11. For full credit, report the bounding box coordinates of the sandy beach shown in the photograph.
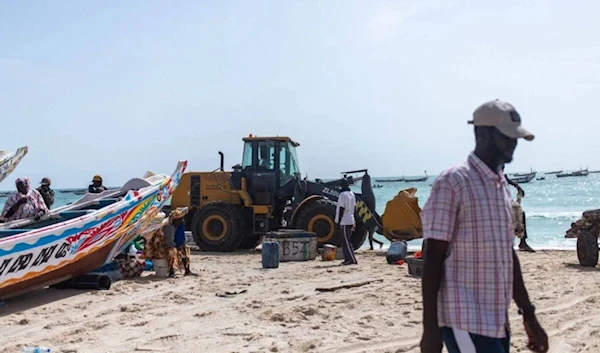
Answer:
[0,249,598,353]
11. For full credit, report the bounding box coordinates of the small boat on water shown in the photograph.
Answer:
[537,177,545,181]
[511,172,536,184]
[0,161,187,300]
[513,167,536,178]
[404,171,429,183]
[372,184,383,188]
[375,178,404,183]
[557,168,589,178]
[0,146,28,186]
[546,169,563,175]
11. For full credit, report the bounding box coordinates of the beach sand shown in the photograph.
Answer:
[0,250,598,353]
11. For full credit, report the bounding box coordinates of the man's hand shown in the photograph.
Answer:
[524,314,548,352]
[420,328,443,353]
[351,222,356,231]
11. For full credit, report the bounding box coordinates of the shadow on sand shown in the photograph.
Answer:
[0,287,88,317]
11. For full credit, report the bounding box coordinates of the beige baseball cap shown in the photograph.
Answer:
[468,99,534,141]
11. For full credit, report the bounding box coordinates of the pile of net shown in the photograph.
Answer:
[565,209,600,238]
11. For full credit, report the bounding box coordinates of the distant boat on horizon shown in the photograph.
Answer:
[513,167,536,177]
[557,168,589,178]
[546,169,563,175]
[404,171,429,183]
[511,172,536,184]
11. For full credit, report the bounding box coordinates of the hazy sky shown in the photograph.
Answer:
[1,0,599,188]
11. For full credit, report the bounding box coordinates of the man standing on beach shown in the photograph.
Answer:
[420,100,548,353]
[335,178,357,265]
[504,173,536,253]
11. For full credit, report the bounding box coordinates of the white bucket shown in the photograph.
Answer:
[152,259,169,277]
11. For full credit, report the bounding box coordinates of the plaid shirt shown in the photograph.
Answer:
[422,152,514,338]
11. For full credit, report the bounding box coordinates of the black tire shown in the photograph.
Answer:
[296,199,365,250]
[351,220,369,250]
[239,236,261,250]
[577,231,599,267]
[191,202,244,252]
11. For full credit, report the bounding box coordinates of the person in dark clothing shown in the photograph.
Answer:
[163,207,194,277]
[36,177,55,209]
[335,178,358,265]
[89,175,107,194]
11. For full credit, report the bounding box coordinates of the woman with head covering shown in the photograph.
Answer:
[0,178,49,223]
[142,207,194,277]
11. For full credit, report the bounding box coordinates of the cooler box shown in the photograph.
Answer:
[264,229,317,262]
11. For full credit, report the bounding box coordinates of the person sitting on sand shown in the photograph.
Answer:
[504,170,536,253]
[36,177,55,209]
[335,178,358,265]
[88,175,107,194]
[0,178,49,223]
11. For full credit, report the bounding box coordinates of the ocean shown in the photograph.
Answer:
[2,173,598,250]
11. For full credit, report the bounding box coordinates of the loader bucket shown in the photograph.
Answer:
[381,188,423,241]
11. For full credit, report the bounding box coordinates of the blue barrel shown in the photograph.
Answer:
[386,241,408,264]
[262,241,280,269]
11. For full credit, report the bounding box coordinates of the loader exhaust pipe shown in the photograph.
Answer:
[218,151,224,171]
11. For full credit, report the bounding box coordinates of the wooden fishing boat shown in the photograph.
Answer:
[375,178,404,183]
[512,167,536,178]
[0,146,28,185]
[546,169,562,175]
[0,160,187,300]
[557,168,589,178]
[511,172,535,184]
[404,171,429,183]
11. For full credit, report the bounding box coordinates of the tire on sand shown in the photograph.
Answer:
[577,230,599,267]
[191,201,244,252]
[239,236,261,250]
[296,199,367,250]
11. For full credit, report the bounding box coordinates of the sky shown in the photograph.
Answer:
[1,0,599,188]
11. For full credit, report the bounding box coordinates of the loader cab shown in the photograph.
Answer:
[235,136,301,205]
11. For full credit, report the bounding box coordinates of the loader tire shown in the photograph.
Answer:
[577,231,599,267]
[351,221,369,250]
[296,200,364,250]
[191,202,244,252]
[239,236,261,250]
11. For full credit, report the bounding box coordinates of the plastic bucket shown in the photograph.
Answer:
[153,259,169,277]
[321,245,336,261]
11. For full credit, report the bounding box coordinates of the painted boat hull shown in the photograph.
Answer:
[0,161,187,300]
[0,146,28,185]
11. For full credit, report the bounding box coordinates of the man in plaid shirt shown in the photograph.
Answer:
[420,100,548,353]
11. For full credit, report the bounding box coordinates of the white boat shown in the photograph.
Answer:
[0,160,187,300]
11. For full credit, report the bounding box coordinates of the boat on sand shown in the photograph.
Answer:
[0,146,28,185]
[0,161,187,300]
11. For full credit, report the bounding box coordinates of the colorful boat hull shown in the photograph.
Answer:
[0,146,28,185]
[0,161,187,300]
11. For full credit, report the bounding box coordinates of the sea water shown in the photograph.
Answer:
[1,174,598,251]
[364,173,600,251]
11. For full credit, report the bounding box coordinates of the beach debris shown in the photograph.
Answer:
[216,289,248,298]
[315,279,383,292]
[21,347,51,353]
[566,209,600,239]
